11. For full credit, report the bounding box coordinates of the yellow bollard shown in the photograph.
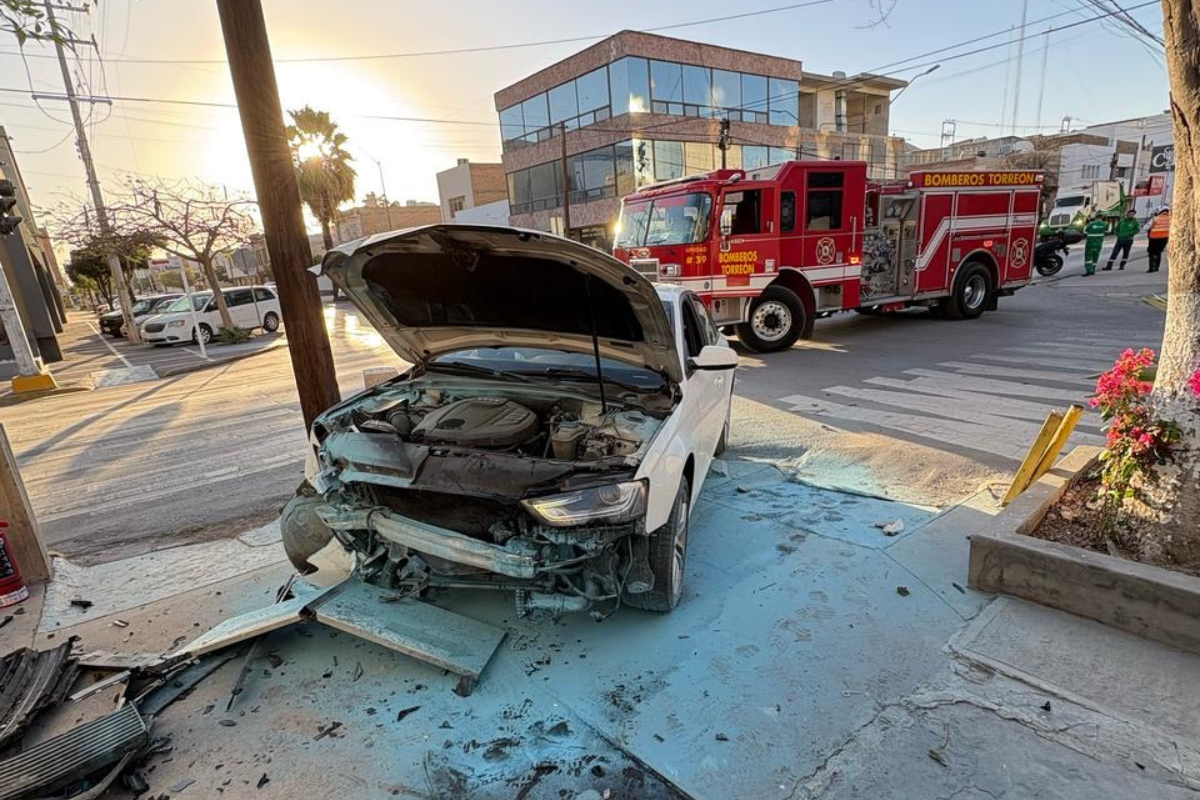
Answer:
[1027,404,1085,486]
[1002,410,1065,507]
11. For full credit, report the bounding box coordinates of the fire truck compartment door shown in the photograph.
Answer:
[795,167,863,286]
[716,188,778,291]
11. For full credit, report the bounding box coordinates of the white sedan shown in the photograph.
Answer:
[281,225,737,617]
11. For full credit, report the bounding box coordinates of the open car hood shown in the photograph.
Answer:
[320,225,683,385]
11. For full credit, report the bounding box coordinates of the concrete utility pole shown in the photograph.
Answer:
[1010,0,1029,136]
[718,118,731,169]
[42,0,142,344]
[216,0,339,429]
[0,229,56,392]
[559,121,572,240]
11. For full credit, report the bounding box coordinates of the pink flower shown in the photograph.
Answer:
[1139,432,1155,447]
[1189,368,1200,398]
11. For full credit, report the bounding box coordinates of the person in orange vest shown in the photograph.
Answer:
[1145,205,1170,273]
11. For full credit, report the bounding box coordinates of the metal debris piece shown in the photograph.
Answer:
[68,671,130,703]
[170,778,196,792]
[0,704,149,800]
[136,649,245,717]
[69,599,94,610]
[395,705,420,722]
[314,721,342,741]
[0,642,79,749]
[257,773,270,789]
[896,586,911,596]
[875,519,904,536]
[112,620,129,628]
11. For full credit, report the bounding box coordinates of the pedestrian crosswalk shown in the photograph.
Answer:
[778,340,1151,463]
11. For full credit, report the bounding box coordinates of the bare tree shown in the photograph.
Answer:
[110,178,258,329]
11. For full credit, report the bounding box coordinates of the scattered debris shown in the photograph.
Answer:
[715,732,729,742]
[0,617,10,632]
[896,586,910,597]
[69,670,131,702]
[266,653,283,669]
[1040,701,1052,712]
[439,720,453,729]
[257,773,270,789]
[875,519,904,536]
[396,706,421,722]
[736,485,752,494]
[352,661,364,682]
[951,583,966,594]
[0,642,79,749]
[217,719,237,727]
[112,619,129,628]
[314,721,343,740]
[653,734,665,743]
[170,778,196,792]
[512,762,558,800]
[927,723,951,767]
[69,599,94,610]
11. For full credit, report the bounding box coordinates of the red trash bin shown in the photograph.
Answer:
[0,521,29,607]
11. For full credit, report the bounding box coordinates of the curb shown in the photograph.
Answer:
[967,445,1200,656]
[0,382,93,407]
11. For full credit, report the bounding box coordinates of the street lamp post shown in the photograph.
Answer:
[889,63,940,105]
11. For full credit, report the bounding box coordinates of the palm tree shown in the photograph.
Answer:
[285,106,357,252]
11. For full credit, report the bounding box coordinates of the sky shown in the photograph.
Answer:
[0,0,1170,230]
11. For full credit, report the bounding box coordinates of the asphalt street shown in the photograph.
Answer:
[1,244,1168,560]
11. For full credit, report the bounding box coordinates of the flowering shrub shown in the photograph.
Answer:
[1190,367,1200,398]
[1090,348,1181,504]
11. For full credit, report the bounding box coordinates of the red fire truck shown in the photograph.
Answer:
[612,161,1043,352]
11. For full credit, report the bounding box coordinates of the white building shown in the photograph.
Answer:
[1081,113,1174,217]
[435,159,510,223]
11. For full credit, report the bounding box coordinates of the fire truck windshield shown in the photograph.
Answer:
[616,192,713,248]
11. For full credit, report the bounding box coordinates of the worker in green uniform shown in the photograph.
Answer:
[1083,216,1108,276]
[1103,209,1140,270]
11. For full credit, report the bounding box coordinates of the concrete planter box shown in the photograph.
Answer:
[968,445,1200,656]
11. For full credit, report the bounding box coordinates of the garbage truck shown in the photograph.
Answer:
[1038,180,1129,241]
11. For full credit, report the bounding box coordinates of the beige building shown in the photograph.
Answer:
[436,159,509,222]
[334,201,441,243]
[495,30,906,249]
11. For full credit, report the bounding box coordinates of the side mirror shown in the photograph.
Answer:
[688,345,739,371]
[719,207,734,237]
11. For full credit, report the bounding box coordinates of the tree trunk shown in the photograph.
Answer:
[1146,0,1200,565]
[320,217,339,301]
[199,255,235,329]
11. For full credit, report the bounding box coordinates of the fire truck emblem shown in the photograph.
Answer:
[1010,238,1029,268]
[815,237,837,265]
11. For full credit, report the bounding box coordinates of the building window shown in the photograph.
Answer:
[568,144,617,202]
[806,171,844,231]
[447,196,466,217]
[769,78,799,126]
[521,94,549,141]
[742,145,770,170]
[684,141,715,174]
[712,69,741,109]
[500,105,523,146]
[769,146,798,164]
[683,65,712,106]
[615,140,636,196]
[610,57,650,115]
[548,81,578,126]
[650,60,684,105]
[874,103,882,115]
[634,139,655,186]
[742,74,768,116]
[653,140,684,181]
[576,67,610,113]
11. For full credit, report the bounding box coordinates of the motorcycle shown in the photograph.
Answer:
[1034,233,1070,277]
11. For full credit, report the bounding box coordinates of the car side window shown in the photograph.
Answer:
[688,296,718,345]
[226,289,252,307]
[253,288,274,302]
[679,297,706,359]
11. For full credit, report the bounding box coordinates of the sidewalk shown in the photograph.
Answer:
[5,454,1195,799]
[0,313,287,398]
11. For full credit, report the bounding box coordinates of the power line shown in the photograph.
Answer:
[0,0,844,65]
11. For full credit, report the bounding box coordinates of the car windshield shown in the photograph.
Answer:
[1055,196,1085,208]
[617,192,712,248]
[431,348,664,391]
[150,297,178,312]
[163,294,210,313]
[130,299,157,315]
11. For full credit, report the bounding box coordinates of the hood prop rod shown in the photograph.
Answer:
[584,274,608,414]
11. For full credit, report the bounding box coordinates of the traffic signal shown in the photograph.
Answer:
[0,179,22,236]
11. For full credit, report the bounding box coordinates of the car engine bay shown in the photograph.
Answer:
[299,378,671,617]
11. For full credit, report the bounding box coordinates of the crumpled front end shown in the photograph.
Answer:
[284,378,668,618]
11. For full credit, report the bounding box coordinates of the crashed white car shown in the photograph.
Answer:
[282,225,737,618]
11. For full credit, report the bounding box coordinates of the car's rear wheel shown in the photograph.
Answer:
[624,477,690,612]
[262,312,280,332]
[194,323,214,345]
[942,262,992,320]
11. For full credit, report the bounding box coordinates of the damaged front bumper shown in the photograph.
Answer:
[315,504,543,580]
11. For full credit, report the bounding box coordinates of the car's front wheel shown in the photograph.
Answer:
[262,312,280,332]
[624,477,690,612]
[194,323,214,345]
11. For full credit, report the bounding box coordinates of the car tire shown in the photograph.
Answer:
[195,323,214,345]
[262,312,280,332]
[737,286,806,353]
[943,262,992,321]
[624,477,690,612]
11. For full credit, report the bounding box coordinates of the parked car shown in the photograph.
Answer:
[99,294,181,337]
[280,225,738,618]
[140,285,282,345]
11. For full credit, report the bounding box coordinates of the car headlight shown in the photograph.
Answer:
[521,480,647,527]
[167,319,186,328]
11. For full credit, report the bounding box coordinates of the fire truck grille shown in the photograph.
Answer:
[629,259,659,278]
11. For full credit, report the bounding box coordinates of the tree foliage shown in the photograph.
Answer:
[286,106,357,250]
[1,0,71,47]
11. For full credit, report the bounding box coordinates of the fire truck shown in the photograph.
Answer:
[612,161,1043,352]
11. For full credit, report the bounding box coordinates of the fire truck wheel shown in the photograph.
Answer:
[738,286,806,352]
[944,262,992,321]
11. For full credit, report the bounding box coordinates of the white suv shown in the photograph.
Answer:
[141,285,282,345]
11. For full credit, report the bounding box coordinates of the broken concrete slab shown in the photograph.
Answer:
[40,538,287,631]
[89,365,158,389]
